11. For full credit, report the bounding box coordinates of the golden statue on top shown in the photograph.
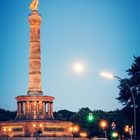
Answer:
[29,0,39,11]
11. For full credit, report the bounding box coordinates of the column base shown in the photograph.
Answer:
[16,95,55,120]
[27,90,43,95]
[46,114,54,120]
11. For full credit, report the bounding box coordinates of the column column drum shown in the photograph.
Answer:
[50,103,53,116]
[23,102,26,115]
[16,102,19,117]
[19,102,21,116]
[43,102,46,119]
[28,11,42,95]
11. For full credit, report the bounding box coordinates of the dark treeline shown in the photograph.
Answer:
[53,108,132,138]
[0,108,16,121]
[0,107,136,138]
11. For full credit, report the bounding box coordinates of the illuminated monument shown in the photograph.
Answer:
[0,0,73,137]
[16,0,54,120]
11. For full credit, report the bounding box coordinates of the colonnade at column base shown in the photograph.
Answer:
[16,95,55,120]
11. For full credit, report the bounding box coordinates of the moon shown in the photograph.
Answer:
[73,62,85,74]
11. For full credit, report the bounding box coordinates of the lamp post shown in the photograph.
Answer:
[124,125,134,140]
[33,123,43,140]
[80,131,88,138]
[99,120,108,138]
[100,72,137,139]
[70,125,80,140]
[3,128,12,140]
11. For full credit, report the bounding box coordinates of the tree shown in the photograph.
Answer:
[0,108,16,121]
[70,107,97,138]
[117,56,140,137]
[117,56,140,108]
[54,109,75,121]
[0,107,127,138]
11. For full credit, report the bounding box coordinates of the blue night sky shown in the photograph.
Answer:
[0,0,140,112]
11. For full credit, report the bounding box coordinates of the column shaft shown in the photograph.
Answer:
[30,102,32,115]
[50,103,53,115]
[36,101,39,116]
[44,102,46,116]
[33,101,37,119]
[23,102,25,115]
[28,12,42,95]
[19,102,21,116]
[17,102,19,116]
[26,101,30,114]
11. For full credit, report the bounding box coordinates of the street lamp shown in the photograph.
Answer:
[33,123,43,140]
[99,120,108,138]
[3,128,12,140]
[70,125,80,140]
[124,125,133,140]
[80,131,88,138]
[100,71,137,139]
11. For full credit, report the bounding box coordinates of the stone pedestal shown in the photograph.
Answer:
[0,120,73,137]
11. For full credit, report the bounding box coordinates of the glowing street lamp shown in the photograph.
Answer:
[33,123,43,140]
[70,125,80,140]
[80,131,88,138]
[100,72,114,79]
[124,125,129,133]
[3,128,12,140]
[100,71,137,139]
[99,120,108,138]
[124,125,133,140]
[100,120,107,129]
